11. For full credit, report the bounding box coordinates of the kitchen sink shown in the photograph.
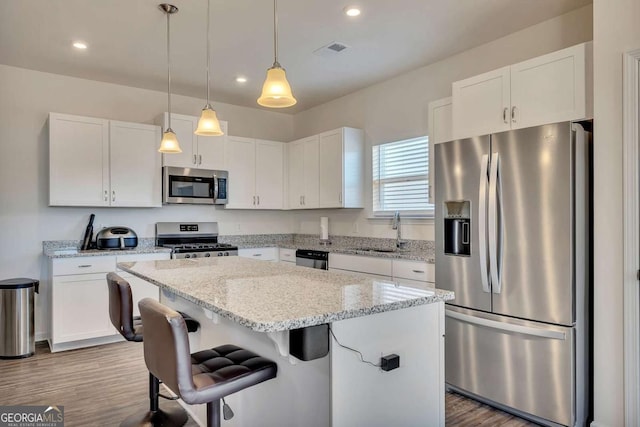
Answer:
[349,247,398,253]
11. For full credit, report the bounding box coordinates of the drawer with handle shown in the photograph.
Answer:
[238,247,278,262]
[52,256,117,276]
[392,260,435,283]
[279,248,296,263]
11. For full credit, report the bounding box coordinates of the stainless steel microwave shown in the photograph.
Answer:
[162,167,228,205]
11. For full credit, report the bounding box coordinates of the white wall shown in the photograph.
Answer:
[292,5,593,241]
[591,1,640,426]
[0,64,296,339]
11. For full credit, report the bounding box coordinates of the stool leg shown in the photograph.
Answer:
[120,373,188,427]
[149,373,159,412]
[206,400,221,427]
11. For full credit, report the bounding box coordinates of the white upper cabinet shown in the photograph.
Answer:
[288,136,320,209]
[225,136,284,209]
[49,114,109,206]
[452,42,592,139]
[158,113,227,170]
[428,97,453,204]
[318,127,364,208]
[109,121,161,207]
[255,139,285,209]
[49,113,161,207]
[428,97,453,145]
[452,66,511,139]
[510,44,588,129]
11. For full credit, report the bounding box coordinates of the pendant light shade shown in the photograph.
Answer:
[258,65,296,108]
[159,129,181,153]
[159,4,182,153]
[258,0,296,108]
[195,0,224,136]
[195,106,224,135]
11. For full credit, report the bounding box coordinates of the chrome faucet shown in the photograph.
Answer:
[392,211,409,249]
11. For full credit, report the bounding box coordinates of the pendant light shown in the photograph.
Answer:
[195,0,224,136]
[158,4,182,153]
[257,0,297,108]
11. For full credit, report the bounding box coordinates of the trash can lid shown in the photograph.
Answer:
[0,278,39,290]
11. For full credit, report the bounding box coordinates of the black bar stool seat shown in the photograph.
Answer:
[138,298,278,427]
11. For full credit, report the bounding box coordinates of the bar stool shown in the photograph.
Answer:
[106,272,199,427]
[138,298,278,427]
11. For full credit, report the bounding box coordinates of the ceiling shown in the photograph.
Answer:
[0,0,591,113]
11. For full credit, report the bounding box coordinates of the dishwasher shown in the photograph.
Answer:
[295,249,329,270]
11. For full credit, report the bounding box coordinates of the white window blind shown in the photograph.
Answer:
[372,136,433,216]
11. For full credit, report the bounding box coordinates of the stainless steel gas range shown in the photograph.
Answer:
[156,222,238,259]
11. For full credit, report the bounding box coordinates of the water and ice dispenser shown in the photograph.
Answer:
[443,201,471,256]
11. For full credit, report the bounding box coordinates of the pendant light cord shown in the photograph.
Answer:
[206,0,211,106]
[273,0,279,67]
[166,9,172,130]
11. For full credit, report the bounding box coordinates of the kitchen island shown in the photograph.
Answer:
[118,257,453,427]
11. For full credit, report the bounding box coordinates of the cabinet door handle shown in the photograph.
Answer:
[503,107,508,124]
[193,154,197,165]
[511,106,517,123]
[300,196,303,206]
[303,195,306,205]
[78,264,92,268]
[257,196,260,205]
[112,190,116,202]
[104,190,108,202]
[253,254,262,257]
[253,196,256,205]
[339,192,342,203]
[198,154,202,165]
[412,270,425,274]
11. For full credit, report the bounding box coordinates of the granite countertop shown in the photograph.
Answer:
[44,234,435,263]
[118,257,453,332]
[43,238,171,258]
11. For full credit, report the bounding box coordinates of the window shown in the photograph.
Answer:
[372,136,433,217]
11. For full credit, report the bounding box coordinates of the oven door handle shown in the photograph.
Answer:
[213,177,219,202]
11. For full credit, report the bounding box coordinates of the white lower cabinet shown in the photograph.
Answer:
[238,248,278,262]
[328,253,393,279]
[328,253,435,285]
[392,259,435,284]
[279,248,296,263]
[49,252,168,352]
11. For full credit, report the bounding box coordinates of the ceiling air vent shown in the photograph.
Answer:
[313,41,350,57]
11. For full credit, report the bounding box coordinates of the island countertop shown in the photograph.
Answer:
[118,257,454,332]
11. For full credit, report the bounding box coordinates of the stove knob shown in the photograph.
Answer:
[224,252,230,256]
[184,254,191,259]
[192,253,198,258]
[204,253,211,257]
[217,252,223,257]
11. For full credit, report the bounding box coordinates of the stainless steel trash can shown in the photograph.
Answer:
[0,278,39,359]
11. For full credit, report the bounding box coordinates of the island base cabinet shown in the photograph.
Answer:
[331,302,445,427]
[161,293,444,427]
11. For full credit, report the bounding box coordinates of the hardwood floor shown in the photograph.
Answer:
[0,341,538,426]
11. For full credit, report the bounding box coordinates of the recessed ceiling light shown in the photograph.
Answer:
[344,6,361,17]
[235,76,247,83]
[73,41,88,50]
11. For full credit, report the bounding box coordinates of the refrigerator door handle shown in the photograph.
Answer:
[489,152,504,294]
[478,154,490,293]
[445,310,567,340]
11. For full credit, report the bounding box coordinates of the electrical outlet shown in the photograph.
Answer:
[353,222,359,234]
[236,224,242,232]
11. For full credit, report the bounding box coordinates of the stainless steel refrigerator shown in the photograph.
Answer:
[435,121,591,427]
